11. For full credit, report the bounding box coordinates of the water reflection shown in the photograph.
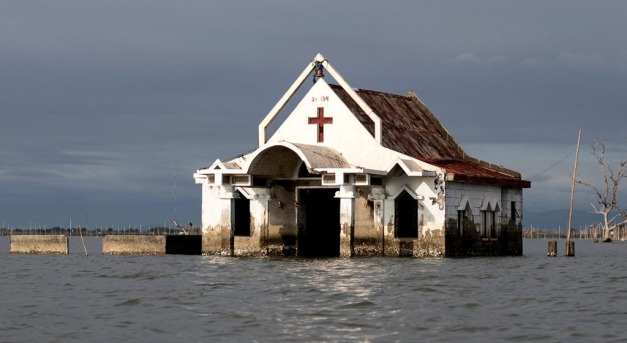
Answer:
[2,238,627,342]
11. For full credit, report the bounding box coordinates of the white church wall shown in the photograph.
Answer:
[267,79,400,171]
[382,175,444,234]
[201,183,227,229]
[199,183,234,254]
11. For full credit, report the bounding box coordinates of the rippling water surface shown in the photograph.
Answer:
[1,237,626,342]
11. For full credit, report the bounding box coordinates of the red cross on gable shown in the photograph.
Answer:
[308,107,333,142]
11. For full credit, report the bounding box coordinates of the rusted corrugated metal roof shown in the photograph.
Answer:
[431,159,531,188]
[330,84,530,188]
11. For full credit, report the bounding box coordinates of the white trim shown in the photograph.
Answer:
[246,141,322,174]
[457,195,469,211]
[258,53,383,146]
[196,159,244,175]
[335,185,355,199]
[481,198,500,211]
[231,175,252,186]
[320,57,382,143]
[233,187,252,200]
[258,56,318,146]
[387,157,438,177]
[197,169,245,175]
[388,185,424,200]
[234,187,273,201]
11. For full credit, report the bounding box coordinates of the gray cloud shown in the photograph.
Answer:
[1,0,625,227]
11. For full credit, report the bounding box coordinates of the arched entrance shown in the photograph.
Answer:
[395,190,418,238]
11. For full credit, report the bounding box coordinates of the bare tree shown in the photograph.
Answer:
[578,140,627,241]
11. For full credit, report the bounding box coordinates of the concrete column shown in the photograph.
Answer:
[368,187,386,256]
[251,188,272,252]
[201,185,235,255]
[336,185,355,258]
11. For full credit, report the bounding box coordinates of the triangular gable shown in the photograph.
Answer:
[265,79,382,152]
[386,157,438,177]
[389,185,424,200]
[258,53,381,146]
[206,159,242,172]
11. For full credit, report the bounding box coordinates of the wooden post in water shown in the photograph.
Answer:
[566,129,581,257]
[548,240,557,257]
[565,240,575,256]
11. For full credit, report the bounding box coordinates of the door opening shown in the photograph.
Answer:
[298,188,340,257]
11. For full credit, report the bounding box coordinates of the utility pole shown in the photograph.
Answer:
[566,129,581,256]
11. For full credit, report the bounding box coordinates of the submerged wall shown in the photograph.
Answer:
[102,235,166,255]
[10,235,69,254]
[444,182,523,256]
[198,175,524,258]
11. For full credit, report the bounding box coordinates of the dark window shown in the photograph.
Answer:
[510,201,517,220]
[458,210,464,236]
[482,209,496,238]
[395,190,418,238]
[458,204,471,236]
[233,191,251,236]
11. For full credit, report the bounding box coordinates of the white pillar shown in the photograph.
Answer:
[336,185,355,257]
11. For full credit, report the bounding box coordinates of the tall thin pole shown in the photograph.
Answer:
[566,129,581,256]
[174,169,177,221]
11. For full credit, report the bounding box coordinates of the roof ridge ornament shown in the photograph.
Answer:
[313,60,325,83]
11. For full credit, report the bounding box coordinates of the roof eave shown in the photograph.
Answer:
[446,173,531,188]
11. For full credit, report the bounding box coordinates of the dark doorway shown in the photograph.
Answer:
[298,188,340,257]
[395,190,418,238]
[233,191,251,236]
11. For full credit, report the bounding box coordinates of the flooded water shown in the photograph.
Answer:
[1,237,626,343]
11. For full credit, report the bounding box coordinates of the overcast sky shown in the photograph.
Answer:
[1,1,626,229]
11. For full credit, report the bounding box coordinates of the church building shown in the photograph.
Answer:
[193,53,531,257]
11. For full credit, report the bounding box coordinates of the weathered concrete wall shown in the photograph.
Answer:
[382,230,445,257]
[377,175,445,257]
[266,181,298,255]
[198,170,523,258]
[102,235,166,255]
[10,235,68,254]
[198,184,238,255]
[353,186,383,256]
[232,191,269,256]
[444,182,524,256]
[380,175,446,257]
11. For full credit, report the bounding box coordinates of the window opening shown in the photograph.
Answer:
[457,204,471,236]
[510,201,518,220]
[482,204,496,238]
